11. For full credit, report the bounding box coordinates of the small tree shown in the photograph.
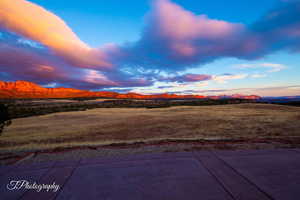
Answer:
[0,104,11,135]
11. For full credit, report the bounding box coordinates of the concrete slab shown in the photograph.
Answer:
[193,151,270,200]
[80,151,194,165]
[291,149,300,154]
[214,148,295,157]
[14,161,56,172]
[1,149,300,200]
[56,157,233,200]
[21,166,75,200]
[0,165,18,176]
[0,169,47,200]
[218,153,300,200]
[53,159,80,168]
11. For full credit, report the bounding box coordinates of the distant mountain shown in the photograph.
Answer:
[209,94,260,100]
[259,96,300,103]
[0,80,261,100]
[261,96,300,100]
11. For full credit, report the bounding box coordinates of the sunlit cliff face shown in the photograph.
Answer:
[0,80,262,99]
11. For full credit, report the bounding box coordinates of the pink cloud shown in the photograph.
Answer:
[182,74,212,82]
[117,0,249,70]
[153,0,243,41]
[83,70,119,86]
[150,0,245,58]
[159,73,212,83]
[117,0,300,70]
[0,0,112,69]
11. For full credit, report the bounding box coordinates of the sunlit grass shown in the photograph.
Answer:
[1,103,299,152]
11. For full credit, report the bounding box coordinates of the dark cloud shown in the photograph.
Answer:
[251,0,300,52]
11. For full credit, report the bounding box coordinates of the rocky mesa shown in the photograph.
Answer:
[0,80,261,99]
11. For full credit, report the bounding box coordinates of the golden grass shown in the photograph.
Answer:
[1,103,300,151]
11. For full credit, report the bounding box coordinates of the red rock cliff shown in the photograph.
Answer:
[0,80,261,99]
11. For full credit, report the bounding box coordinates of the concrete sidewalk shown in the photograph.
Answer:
[1,149,300,200]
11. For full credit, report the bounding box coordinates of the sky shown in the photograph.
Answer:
[0,0,300,96]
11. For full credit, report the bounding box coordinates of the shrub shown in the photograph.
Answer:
[0,104,11,135]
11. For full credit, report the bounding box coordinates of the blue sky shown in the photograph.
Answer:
[0,0,299,96]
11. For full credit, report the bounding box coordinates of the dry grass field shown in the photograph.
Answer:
[1,103,300,152]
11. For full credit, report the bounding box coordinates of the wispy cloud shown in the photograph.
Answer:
[250,74,267,78]
[196,85,300,96]
[117,84,300,97]
[83,70,118,86]
[127,81,210,95]
[234,63,287,72]
[212,74,248,83]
